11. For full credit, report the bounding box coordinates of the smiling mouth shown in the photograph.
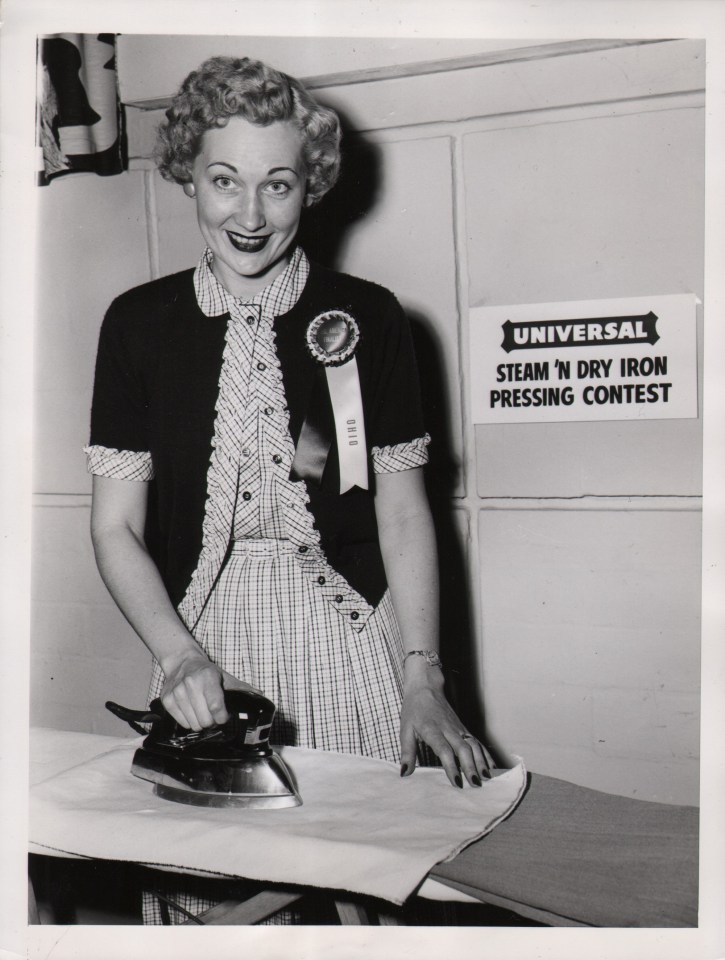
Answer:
[226,231,270,253]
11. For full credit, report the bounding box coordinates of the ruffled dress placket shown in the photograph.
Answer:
[176,256,374,641]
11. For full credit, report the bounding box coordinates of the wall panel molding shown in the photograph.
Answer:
[125,39,703,159]
[124,39,671,108]
[477,496,702,513]
[30,493,702,513]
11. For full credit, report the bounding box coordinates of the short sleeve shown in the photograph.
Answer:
[366,294,430,474]
[371,434,431,474]
[86,297,154,479]
[84,444,155,480]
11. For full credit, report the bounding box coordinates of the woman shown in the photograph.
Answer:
[87,56,491,923]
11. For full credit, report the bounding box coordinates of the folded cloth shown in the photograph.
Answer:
[29,729,525,905]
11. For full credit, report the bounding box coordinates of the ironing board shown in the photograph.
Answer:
[428,772,698,927]
[28,728,698,927]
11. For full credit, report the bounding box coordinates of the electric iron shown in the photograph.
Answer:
[106,689,302,809]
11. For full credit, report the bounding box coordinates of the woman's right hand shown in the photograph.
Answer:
[160,651,266,730]
[160,650,229,730]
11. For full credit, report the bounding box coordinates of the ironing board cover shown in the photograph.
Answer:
[29,729,526,906]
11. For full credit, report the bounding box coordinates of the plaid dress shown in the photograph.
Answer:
[87,247,431,923]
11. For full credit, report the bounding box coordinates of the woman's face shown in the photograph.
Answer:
[190,116,307,297]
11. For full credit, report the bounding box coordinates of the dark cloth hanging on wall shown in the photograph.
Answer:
[36,33,126,185]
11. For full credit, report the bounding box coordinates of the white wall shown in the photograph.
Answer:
[33,172,154,732]
[32,38,703,801]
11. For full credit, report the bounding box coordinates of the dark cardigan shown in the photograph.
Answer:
[89,260,427,610]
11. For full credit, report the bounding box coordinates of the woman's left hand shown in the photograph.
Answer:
[400,660,494,788]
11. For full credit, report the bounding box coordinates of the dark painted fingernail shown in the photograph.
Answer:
[482,769,492,780]
[455,774,463,788]
[400,763,408,777]
[472,775,482,787]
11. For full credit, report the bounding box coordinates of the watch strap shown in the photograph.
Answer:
[404,649,443,668]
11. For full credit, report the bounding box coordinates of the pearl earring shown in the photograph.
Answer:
[183,182,196,198]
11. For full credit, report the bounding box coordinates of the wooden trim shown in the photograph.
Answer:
[476,496,702,512]
[334,899,372,924]
[32,493,92,508]
[123,39,672,110]
[30,493,701,512]
[304,39,668,91]
[190,889,303,924]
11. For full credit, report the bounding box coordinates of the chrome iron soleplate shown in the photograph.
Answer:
[153,782,301,808]
[131,747,302,808]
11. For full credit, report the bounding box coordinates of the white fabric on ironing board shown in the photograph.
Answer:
[29,729,525,906]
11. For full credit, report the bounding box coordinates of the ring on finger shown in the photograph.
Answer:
[460,733,477,742]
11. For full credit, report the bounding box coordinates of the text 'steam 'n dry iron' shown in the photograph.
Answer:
[106,689,302,809]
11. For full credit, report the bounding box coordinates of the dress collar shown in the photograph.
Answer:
[193,245,310,318]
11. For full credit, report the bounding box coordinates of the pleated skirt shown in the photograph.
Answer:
[143,538,408,924]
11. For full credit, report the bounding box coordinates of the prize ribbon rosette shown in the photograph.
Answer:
[290,311,368,493]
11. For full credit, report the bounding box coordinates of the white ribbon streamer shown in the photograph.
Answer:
[326,358,368,492]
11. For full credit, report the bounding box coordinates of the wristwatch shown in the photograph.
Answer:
[404,650,443,668]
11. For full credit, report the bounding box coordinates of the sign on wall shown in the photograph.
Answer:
[469,294,698,424]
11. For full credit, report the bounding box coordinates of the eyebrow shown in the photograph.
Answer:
[206,161,299,177]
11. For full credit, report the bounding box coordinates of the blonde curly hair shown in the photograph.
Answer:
[156,56,342,204]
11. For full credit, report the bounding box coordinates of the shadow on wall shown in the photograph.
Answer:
[411,314,487,745]
[300,111,488,746]
[297,120,382,267]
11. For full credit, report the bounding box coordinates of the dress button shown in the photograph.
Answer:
[298,545,308,554]
[264,406,274,415]
[246,315,255,325]
[242,448,250,457]
[272,454,282,464]
[317,576,326,585]
[335,594,343,603]
[242,491,252,501]
[257,361,266,371]
[350,611,360,620]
